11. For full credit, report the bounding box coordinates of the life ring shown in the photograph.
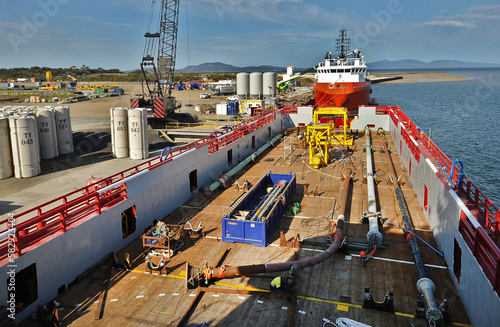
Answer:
[329,83,334,90]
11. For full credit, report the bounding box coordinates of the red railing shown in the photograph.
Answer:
[462,179,500,243]
[474,228,500,295]
[0,110,279,263]
[280,106,299,114]
[390,107,500,295]
[375,105,399,115]
[400,125,421,163]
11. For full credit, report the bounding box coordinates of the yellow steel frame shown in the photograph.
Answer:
[307,121,334,168]
[313,107,353,146]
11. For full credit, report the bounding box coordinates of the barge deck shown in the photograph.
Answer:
[18,127,470,326]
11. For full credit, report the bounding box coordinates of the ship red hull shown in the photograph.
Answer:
[314,81,371,110]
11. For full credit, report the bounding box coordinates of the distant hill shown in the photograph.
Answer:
[368,59,500,70]
[177,60,500,73]
[177,62,286,73]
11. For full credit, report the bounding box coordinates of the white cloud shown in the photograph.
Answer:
[424,20,476,28]
[424,4,500,29]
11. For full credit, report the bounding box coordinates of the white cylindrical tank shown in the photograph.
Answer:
[237,72,250,100]
[54,106,74,154]
[263,72,277,99]
[0,117,13,179]
[110,107,129,158]
[9,115,41,178]
[250,72,263,100]
[128,108,149,159]
[36,107,59,159]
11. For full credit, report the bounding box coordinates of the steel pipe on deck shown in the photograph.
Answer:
[380,128,445,325]
[337,172,352,222]
[205,133,282,194]
[364,126,382,249]
[199,228,344,281]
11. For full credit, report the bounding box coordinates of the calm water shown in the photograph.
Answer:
[372,68,500,205]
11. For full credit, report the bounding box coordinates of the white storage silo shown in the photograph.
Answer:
[36,107,59,159]
[0,116,13,179]
[54,106,74,155]
[9,115,41,178]
[263,72,277,102]
[128,108,149,160]
[250,72,263,100]
[237,72,250,100]
[110,107,129,158]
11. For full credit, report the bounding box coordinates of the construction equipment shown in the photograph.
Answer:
[276,67,315,91]
[306,107,354,168]
[143,220,204,272]
[131,0,194,124]
[67,75,77,87]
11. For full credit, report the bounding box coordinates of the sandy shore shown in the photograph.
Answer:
[370,71,468,83]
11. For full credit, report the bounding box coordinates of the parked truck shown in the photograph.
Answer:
[212,85,236,95]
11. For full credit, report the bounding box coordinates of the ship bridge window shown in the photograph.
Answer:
[345,69,351,73]
[122,206,137,239]
[8,263,38,313]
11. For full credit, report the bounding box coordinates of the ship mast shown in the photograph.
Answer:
[335,27,351,59]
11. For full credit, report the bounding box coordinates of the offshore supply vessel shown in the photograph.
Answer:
[1,100,500,326]
[314,28,372,110]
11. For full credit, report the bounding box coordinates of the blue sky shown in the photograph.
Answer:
[0,0,499,70]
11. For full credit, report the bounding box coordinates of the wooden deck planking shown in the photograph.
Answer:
[19,131,472,327]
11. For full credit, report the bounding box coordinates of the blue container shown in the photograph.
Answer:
[222,172,296,247]
[227,101,238,115]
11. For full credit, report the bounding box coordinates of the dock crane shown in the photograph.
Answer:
[131,0,192,123]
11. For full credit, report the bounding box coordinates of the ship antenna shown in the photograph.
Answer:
[336,27,350,59]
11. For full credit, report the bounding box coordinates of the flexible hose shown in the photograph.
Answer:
[160,146,171,162]
[449,160,464,188]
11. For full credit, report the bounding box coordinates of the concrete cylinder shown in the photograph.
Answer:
[110,107,129,158]
[54,106,74,155]
[0,117,13,179]
[9,115,41,178]
[128,108,149,159]
[36,107,59,159]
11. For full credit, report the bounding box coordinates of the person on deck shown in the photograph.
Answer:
[270,276,284,292]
